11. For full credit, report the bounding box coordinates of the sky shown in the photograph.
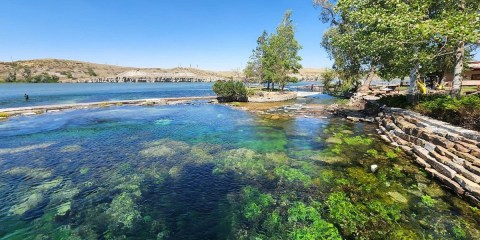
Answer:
[0,0,333,71]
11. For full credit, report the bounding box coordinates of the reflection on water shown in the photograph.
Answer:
[0,104,479,239]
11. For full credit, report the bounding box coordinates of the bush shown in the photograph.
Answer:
[26,73,60,83]
[212,80,248,102]
[0,112,9,118]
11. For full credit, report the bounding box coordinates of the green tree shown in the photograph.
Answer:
[315,0,480,98]
[264,10,303,91]
[320,68,336,91]
[244,31,268,85]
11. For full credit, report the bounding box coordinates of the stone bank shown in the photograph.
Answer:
[375,107,480,206]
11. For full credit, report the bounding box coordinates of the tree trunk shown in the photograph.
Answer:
[407,65,419,103]
[451,41,465,97]
[267,81,270,90]
[272,82,275,91]
[358,66,376,93]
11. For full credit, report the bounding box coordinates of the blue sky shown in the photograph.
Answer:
[0,0,333,71]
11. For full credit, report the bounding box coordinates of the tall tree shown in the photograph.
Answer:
[244,31,268,85]
[262,10,303,91]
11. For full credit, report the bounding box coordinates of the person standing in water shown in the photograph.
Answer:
[24,93,29,101]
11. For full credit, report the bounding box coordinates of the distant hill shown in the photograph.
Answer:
[0,59,326,83]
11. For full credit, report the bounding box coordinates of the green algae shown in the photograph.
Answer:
[5,167,52,179]
[79,167,89,174]
[107,192,141,229]
[387,192,408,204]
[0,142,55,155]
[274,166,312,186]
[9,192,44,215]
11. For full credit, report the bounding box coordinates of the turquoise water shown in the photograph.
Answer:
[0,103,479,239]
[0,83,214,108]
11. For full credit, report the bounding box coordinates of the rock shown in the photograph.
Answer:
[453,175,480,199]
[454,144,470,153]
[434,145,456,160]
[464,192,480,206]
[431,135,455,149]
[387,191,408,203]
[457,151,480,167]
[325,137,343,144]
[370,164,379,173]
[424,142,436,153]
[380,135,391,143]
[9,193,43,215]
[425,168,464,195]
[414,156,431,168]
[56,201,71,217]
[445,161,480,183]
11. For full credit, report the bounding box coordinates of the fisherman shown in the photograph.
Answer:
[24,93,29,101]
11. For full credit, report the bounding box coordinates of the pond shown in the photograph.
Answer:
[0,103,479,239]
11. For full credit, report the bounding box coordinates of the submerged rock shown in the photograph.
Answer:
[387,191,408,203]
[56,201,71,217]
[9,192,43,215]
[0,143,55,155]
[34,178,63,191]
[5,167,52,179]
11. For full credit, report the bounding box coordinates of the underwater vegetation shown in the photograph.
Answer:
[0,105,479,239]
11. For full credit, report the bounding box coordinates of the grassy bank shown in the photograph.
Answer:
[378,94,480,131]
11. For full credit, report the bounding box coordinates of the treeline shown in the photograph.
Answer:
[3,67,59,83]
[243,11,303,91]
[315,0,480,97]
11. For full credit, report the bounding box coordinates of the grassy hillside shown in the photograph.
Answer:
[0,59,326,83]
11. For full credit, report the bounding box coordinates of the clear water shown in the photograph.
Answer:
[0,102,479,239]
[0,83,214,108]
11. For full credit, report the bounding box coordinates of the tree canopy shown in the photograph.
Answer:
[244,10,303,90]
[315,0,480,96]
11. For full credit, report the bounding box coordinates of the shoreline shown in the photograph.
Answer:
[0,96,217,118]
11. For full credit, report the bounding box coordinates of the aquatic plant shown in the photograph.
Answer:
[5,167,52,179]
[385,150,398,159]
[288,202,341,240]
[0,112,8,118]
[343,135,373,146]
[326,192,367,236]
[214,148,268,177]
[241,186,274,220]
[366,149,379,158]
[9,192,44,215]
[421,195,436,207]
[274,166,312,187]
[107,192,141,228]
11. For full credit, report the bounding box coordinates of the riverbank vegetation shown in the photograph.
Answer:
[379,94,480,131]
[315,0,480,98]
[212,80,248,102]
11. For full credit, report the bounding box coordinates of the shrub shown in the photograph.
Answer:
[212,80,248,102]
[26,73,60,83]
[0,112,9,118]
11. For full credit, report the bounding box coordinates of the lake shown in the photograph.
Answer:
[0,97,479,239]
[0,83,215,109]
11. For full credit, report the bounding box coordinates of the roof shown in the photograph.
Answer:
[468,61,480,70]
